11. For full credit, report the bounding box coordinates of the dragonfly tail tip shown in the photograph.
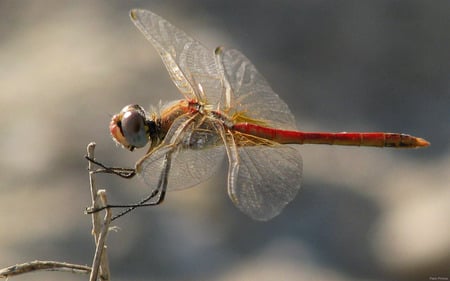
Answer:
[415,137,430,147]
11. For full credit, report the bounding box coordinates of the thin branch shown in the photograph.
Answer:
[88,142,102,239]
[0,260,91,278]
[87,142,111,281]
[89,190,112,281]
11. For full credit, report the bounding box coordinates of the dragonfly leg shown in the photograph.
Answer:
[85,152,171,221]
[85,187,166,220]
[85,155,136,178]
[111,189,166,221]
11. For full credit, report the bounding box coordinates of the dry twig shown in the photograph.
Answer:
[0,261,91,278]
[87,142,111,281]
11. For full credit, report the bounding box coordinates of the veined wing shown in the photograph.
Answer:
[130,9,224,105]
[215,47,297,130]
[228,144,302,221]
[136,114,226,191]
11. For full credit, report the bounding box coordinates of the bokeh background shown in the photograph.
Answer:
[0,1,448,280]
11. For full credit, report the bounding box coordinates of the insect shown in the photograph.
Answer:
[87,9,429,221]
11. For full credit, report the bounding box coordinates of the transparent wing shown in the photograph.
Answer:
[228,144,302,221]
[130,9,224,105]
[136,114,226,191]
[137,145,225,192]
[216,47,297,130]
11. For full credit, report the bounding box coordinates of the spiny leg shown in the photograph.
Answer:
[85,155,136,178]
[85,153,172,221]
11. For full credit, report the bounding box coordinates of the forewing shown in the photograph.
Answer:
[216,47,297,130]
[137,145,225,192]
[228,144,302,220]
[130,9,224,104]
[136,114,226,192]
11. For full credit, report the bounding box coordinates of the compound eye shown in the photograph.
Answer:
[121,110,148,149]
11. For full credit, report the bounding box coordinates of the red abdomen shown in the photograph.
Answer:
[232,123,429,148]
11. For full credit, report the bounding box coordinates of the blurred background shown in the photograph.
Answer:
[0,1,448,280]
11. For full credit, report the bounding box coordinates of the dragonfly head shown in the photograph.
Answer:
[110,104,153,151]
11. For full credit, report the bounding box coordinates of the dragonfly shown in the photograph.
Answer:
[87,9,429,221]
